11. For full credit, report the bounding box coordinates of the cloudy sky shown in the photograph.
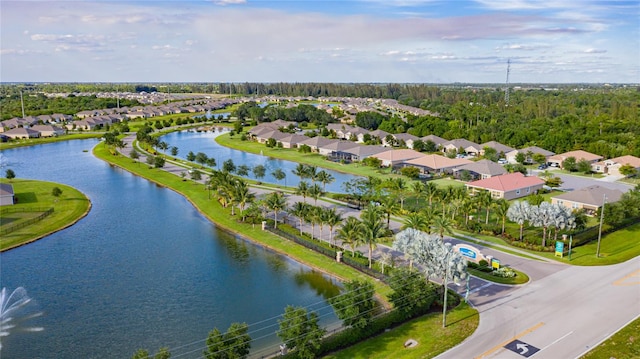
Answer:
[1,0,638,83]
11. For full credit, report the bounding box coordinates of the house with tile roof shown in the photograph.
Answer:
[371,149,425,168]
[403,154,472,175]
[481,141,515,157]
[441,139,483,157]
[392,133,420,149]
[2,127,41,139]
[551,185,624,216]
[465,172,545,200]
[505,146,555,165]
[421,134,447,149]
[340,145,388,162]
[453,159,508,180]
[298,136,336,153]
[317,140,361,157]
[592,155,640,176]
[548,150,603,168]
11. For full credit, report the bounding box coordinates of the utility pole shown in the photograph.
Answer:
[504,59,511,107]
[596,194,607,257]
[20,90,26,118]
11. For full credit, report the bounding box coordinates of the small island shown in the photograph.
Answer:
[0,178,91,251]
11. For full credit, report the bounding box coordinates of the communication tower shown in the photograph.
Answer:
[504,59,511,106]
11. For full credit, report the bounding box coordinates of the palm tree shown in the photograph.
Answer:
[433,215,454,240]
[324,207,343,247]
[402,212,429,232]
[494,199,510,235]
[388,177,408,211]
[306,206,322,240]
[315,170,335,192]
[232,180,255,221]
[292,163,307,181]
[264,191,287,229]
[476,190,493,224]
[421,182,439,206]
[271,168,287,187]
[289,202,310,235]
[295,181,310,203]
[379,195,400,229]
[421,206,439,234]
[359,204,386,268]
[308,183,323,205]
[305,165,318,183]
[337,217,361,257]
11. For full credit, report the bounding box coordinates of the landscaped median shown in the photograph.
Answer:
[0,178,91,251]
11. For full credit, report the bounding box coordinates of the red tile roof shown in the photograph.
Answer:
[465,172,544,192]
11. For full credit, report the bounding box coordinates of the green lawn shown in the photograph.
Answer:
[580,316,640,359]
[323,303,478,359]
[0,179,91,251]
[467,267,529,285]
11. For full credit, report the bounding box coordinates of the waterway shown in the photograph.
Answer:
[159,129,360,193]
[0,139,340,358]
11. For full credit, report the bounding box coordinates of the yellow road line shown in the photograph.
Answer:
[613,269,640,286]
[475,322,545,359]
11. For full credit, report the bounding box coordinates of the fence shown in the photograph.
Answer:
[0,207,54,235]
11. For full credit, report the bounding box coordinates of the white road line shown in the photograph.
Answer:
[470,282,493,294]
[530,330,574,357]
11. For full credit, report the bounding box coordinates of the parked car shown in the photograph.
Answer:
[498,158,508,164]
[538,163,548,170]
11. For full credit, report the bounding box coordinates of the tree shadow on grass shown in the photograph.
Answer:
[15,192,37,204]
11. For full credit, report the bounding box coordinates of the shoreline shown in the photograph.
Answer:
[0,181,92,252]
[94,141,392,304]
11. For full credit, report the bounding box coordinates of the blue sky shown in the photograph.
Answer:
[1,0,638,83]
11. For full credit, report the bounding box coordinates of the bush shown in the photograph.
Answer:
[492,267,516,278]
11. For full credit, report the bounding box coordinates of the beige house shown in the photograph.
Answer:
[371,149,424,168]
[548,150,603,168]
[31,125,66,137]
[2,127,41,139]
[551,185,624,216]
[592,155,640,176]
[453,159,508,180]
[403,154,472,175]
[505,146,555,164]
[465,172,545,200]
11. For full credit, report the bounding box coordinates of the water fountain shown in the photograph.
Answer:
[0,287,44,350]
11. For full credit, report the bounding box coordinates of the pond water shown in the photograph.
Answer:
[160,129,361,193]
[0,140,340,358]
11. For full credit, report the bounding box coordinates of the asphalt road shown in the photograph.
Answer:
[436,255,640,359]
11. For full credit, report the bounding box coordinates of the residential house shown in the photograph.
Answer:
[465,172,545,200]
[441,139,483,157]
[551,185,624,215]
[279,134,309,149]
[298,136,336,153]
[392,133,420,149]
[340,145,388,162]
[453,159,508,180]
[481,141,515,158]
[548,150,603,168]
[403,154,472,175]
[2,127,41,139]
[31,125,66,137]
[317,140,360,157]
[592,155,640,176]
[421,134,447,149]
[371,149,425,168]
[505,146,555,164]
[0,183,15,206]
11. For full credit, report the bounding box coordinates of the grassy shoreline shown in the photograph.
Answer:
[0,179,92,251]
[93,141,394,301]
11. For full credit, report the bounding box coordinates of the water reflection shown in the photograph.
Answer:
[160,130,361,193]
[294,269,341,300]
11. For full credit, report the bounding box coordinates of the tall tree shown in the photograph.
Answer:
[252,165,266,181]
[289,202,310,235]
[315,170,334,192]
[295,181,310,203]
[277,306,325,359]
[359,204,386,268]
[507,200,531,241]
[329,280,375,329]
[203,322,251,359]
[264,191,287,229]
[337,216,362,257]
[271,168,287,186]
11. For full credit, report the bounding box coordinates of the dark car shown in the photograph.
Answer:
[538,164,548,170]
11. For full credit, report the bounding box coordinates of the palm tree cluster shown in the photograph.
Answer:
[334,204,390,269]
[288,202,343,246]
[507,200,576,245]
[292,164,335,192]
[207,171,256,222]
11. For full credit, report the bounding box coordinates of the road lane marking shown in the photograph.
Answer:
[531,330,574,357]
[470,282,493,294]
[474,322,545,359]
[613,269,640,286]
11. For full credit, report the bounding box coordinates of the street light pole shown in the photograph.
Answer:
[442,251,449,328]
[596,194,607,258]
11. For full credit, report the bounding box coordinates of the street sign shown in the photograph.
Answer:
[492,258,500,269]
[504,339,540,357]
[555,241,564,258]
